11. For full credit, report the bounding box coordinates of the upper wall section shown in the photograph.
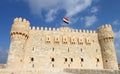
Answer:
[97,24,114,40]
[11,17,30,35]
[30,26,97,34]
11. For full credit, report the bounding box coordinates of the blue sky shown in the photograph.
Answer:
[0,0,120,64]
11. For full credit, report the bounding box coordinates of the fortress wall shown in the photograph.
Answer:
[22,27,103,69]
[0,69,120,74]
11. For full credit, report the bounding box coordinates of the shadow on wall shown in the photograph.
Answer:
[0,49,8,64]
[64,69,120,74]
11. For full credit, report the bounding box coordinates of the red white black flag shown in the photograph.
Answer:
[63,17,69,24]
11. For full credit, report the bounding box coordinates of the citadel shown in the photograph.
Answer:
[0,17,120,74]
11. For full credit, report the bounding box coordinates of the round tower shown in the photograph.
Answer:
[98,24,118,70]
[7,17,30,68]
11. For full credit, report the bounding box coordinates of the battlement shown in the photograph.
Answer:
[98,24,112,31]
[31,26,97,33]
[11,17,30,36]
[13,17,30,26]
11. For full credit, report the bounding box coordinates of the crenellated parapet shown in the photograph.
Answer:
[97,24,114,42]
[11,17,30,39]
[31,26,97,33]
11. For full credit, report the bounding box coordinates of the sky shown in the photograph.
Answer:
[0,0,120,64]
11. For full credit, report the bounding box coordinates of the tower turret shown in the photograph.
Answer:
[7,17,30,68]
[98,24,118,70]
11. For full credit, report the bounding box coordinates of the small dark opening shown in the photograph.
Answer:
[33,47,34,51]
[32,64,34,68]
[96,49,98,52]
[68,48,69,52]
[65,58,67,62]
[52,48,54,51]
[51,58,55,62]
[48,38,49,40]
[97,58,99,62]
[81,48,82,52]
[106,60,108,62]
[68,64,70,67]
[31,58,34,62]
[81,58,84,62]
[71,58,73,62]
[20,59,22,62]
[52,64,54,67]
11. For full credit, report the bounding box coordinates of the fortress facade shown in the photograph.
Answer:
[0,17,119,74]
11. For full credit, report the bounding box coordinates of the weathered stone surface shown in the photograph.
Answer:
[0,17,119,74]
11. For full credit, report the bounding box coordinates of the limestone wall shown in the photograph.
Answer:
[6,18,118,71]
[22,27,103,69]
[98,24,118,70]
[0,69,120,74]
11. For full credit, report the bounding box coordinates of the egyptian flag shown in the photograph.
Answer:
[63,17,69,24]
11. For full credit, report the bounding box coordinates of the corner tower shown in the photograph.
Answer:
[7,17,30,68]
[98,24,118,70]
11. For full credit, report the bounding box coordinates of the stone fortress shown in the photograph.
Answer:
[0,17,120,74]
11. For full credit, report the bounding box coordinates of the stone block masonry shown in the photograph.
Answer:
[0,17,119,74]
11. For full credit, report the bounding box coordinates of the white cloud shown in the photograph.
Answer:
[91,7,98,13]
[113,20,120,25]
[114,30,120,63]
[85,15,97,27]
[23,0,93,22]
[45,9,58,22]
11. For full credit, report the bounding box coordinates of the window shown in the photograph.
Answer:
[81,58,84,62]
[32,47,34,51]
[68,48,69,52]
[70,58,73,62]
[96,49,98,52]
[78,38,83,45]
[32,64,34,68]
[46,36,51,43]
[97,58,99,62]
[52,64,54,67]
[31,57,34,62]
[68,64,70,67]
[63,36,68,44]
[106,60,108,62]
[65,58,67,62]
[51,58,55,62]
[81,48,82,52]
[54,37,60,44]
[52,48,54,51]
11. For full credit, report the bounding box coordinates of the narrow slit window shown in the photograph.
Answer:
[51,58,55,62]
[31,58,34,62]
[81,48,82,52]
[97,58,99,62]
[106,60,108,62]
[65,58,67,62]
[52,64,54,67]
[33,47,34,51]
[52,48,54,51]
[81,58,84,62]
[32,64,34,68]
[68,48,69,52]
[71,58,73,62]
[68,64,70,67]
